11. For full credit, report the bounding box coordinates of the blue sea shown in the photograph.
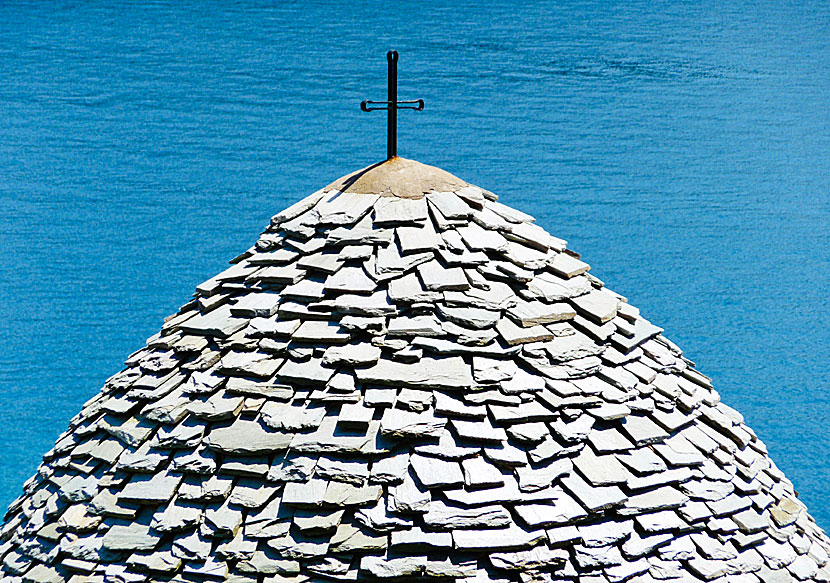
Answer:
[0,1,828,525]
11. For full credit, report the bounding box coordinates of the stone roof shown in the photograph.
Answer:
[1,157,827,583]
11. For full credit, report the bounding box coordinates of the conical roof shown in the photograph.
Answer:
[2,158,827,583]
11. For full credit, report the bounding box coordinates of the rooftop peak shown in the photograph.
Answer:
[324,156,467,198]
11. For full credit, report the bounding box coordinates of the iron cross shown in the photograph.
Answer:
[361,50,424,160]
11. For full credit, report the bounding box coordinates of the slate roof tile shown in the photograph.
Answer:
[5,157,826,583]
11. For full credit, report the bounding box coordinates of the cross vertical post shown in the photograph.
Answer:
[361,50,424,160]
[387,51,397,159]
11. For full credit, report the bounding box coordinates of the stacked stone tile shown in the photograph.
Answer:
[1,157,827,583]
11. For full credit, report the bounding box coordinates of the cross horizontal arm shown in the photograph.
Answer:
[361,99,425,112]
[360,50,424,159]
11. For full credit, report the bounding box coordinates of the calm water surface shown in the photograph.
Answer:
[0,1,828,524]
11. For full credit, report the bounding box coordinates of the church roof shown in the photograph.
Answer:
[2,157,827,583]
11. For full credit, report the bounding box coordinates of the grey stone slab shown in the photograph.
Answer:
[361,555,426,578]
[277,357,337,385]
[428,191,472,219]
[327,224,394,248]
[357,356,473,389]
[315,458,369,485]
[506,422,550,444]
[325,266,377,294]
[410,454,464,488]
[323,343,380,366]
[220,454,270,477]
[618,447,668,475]
[654,434,707,467]
[282,478,328,507]
[414,428,479,460]
[621,415,670,445]
[417,260,470,291]
[179,304,249,338]
[282,278,327,302]
[397,388,434,412]
[514,493,588,528]
[329,523,387,554]
[732,509,769,533]
[388,471,431,514]
[452,418,507,443]
[313,191,379,225]
[391,526,453,548]
[549,253,590,278]
[261,402,326,432]
[323,481,381,506]
[150,417,205,449]
[355,498,412,531]
[452,525,547,551]
[619,486,690,515]
[562,473,627,512]
[205,419,293,455]
[635,510,689,533]
[423,500,511,529]
[291,320,350,343]
[436,247,489,266]
[337,402,376,428]
[573,543,624,568]
[225,377,294,400]
[708,493,752,517]
[574,448,629,486]
[461,456,506,489]
[248,317,301,338]
[267,455,317,483]
[257,264,306,284]
[296,252,344,276]
[187,390,245,421]
[434,392,487,419]
[231,292,281,317]
[291,417,387,455]
[388,271,442,303]
[444,281,517,311]
[267,530,331,559]
[397,223,443,254]
[508,300,576,327]
[544,329,604,362]
[387,314,444,337]
[457,222,509,251]
[248,247,298,265]
[483,442,528,467]
[496,318,555,346]
[102,523,157,551]
[119,474,181,503]
[500,368,546,394]
[59,475,99,503]
[375,244,433,276]
[515,458,572,492]
[626,467,693,491]
[365,387,397,408]
[489,546,568,571]
[443,478,548,507]
[370,452,410,484]
[374,196,429,225]
[571,289,621,324]
[472,357,518,384]
[229,479,279,509]
[488,401,556,424]
[380,408,446,439]
[413,336,519,357]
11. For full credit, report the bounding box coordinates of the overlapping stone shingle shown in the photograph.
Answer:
[1,157,827,583]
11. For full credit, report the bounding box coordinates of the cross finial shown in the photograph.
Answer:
[361,50,424,160]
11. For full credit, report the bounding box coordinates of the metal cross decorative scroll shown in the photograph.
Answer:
[361,50,424,160]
